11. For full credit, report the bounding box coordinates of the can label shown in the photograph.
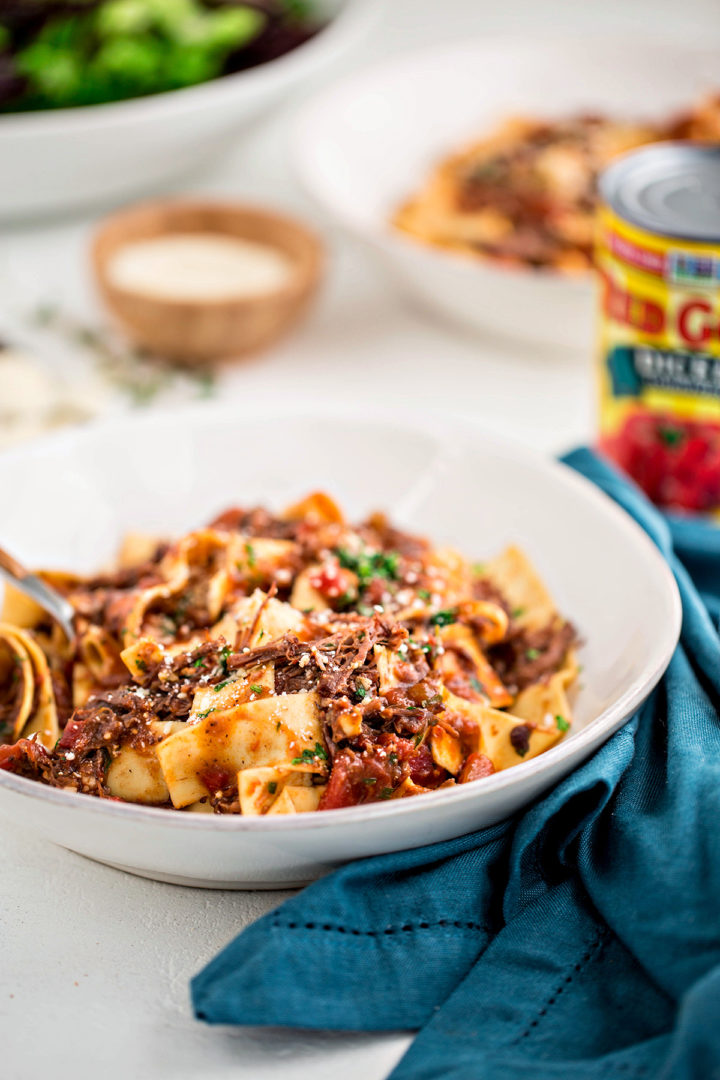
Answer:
[596,204,720,513]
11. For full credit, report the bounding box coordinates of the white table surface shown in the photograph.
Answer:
[2,1,719,1078]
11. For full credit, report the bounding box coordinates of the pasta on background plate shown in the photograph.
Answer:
[393,92,720,272]
[0,494,578,815]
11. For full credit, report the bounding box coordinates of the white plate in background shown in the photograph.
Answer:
[0,403,680,887]
[292,37,718,350]
[0,0,379,221]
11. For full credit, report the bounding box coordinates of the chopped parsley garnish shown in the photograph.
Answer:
[525,648,541,661]
[291,742,328,766]
[362,777,377,785]
[388,752,398,765]
[417,588,431,600]
[258,629,265,641]
[219,645,231,676]
[354,684,367,702]
[196,708,215,720]
[408,635,431,652]
[268,781,277,795]
[192,657,206,669]
[378,787,393,800]
[512,607,525,618]
[469,676,483,693]
[335,547,400,589]
[423,693,443,706]
[250,684,264,695]
[472,562,486,576]
[555,715,570,733]
[135,659,147,672]
[213,680,230,692]
[244,541,257,568]
[430,609,456,628]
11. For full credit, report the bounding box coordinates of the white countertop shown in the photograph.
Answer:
[2,1,719,1077]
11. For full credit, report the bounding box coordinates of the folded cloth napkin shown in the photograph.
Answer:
[192,448,720,1079]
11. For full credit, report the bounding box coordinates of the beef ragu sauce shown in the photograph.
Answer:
[0,493,578,815]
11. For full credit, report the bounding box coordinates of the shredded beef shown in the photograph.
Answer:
[360,513,430,559]
[60,689,155,753]
[274,662,318,695]
[209,506,298,540]
[316,617,391,699]
[228,633,302,671]
[472,576,511,613]
[489,619,576,692]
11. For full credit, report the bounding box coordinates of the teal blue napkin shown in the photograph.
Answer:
[192,449,720,1078]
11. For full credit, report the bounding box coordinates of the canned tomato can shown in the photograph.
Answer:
[596,144,720,513]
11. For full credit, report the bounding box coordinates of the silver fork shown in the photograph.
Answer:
[0,547,75,640]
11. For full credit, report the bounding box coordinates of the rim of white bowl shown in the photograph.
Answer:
[290,33,718,285]
[0,400,682,831]
[0,0,381,135]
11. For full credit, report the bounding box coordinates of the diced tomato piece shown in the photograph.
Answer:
[407,744,439,786]
[318,753,356,810]
[57,719,84,749]
[459,753,495,783]
[0,743,24,770]
[0,739,49,772]
[309,561,356,601]
[199,767,232,793]
[320,747,400,809]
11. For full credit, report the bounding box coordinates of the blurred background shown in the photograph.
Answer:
[1,0,719,459]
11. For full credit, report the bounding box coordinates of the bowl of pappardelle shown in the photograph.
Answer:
[292,37,719,350]
[0,403,679,888]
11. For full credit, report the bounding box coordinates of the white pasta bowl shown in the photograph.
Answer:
[292,37,719,350]
[0,0,378,221]
[0,404,680,888]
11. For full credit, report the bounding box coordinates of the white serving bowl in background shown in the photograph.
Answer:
[0,0,378,221]
[0,402,680,887]
[292,37,719,350]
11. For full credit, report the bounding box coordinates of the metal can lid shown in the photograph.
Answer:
[599,143,720,242]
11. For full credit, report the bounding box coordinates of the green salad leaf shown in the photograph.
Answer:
[2,0,318,112]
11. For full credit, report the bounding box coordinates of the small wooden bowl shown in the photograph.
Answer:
[91,200,324,364]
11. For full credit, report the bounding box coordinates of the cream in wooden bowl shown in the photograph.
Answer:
[91,200,324,364]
